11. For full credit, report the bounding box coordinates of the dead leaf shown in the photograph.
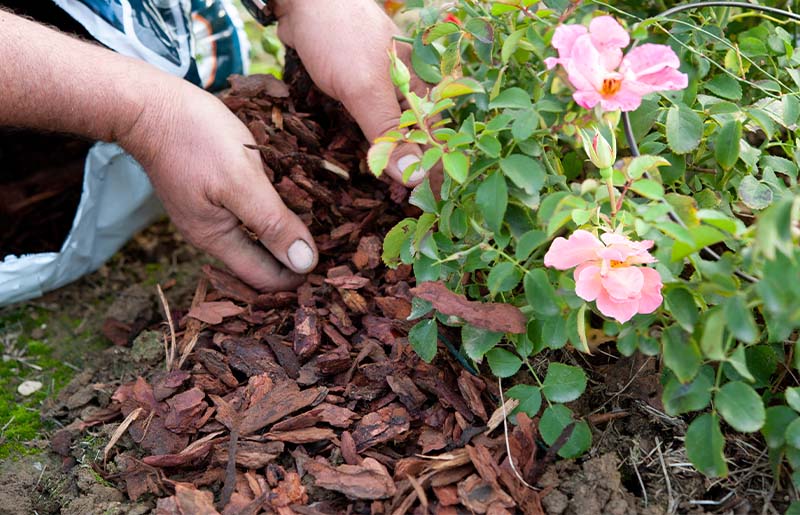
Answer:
[187,301,245,325]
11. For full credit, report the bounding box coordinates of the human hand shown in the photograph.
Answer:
[274,0,430,186]
[121,80,318,291]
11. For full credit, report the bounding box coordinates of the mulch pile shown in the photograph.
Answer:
[47,58,549,514]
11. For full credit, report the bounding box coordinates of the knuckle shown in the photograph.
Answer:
[252,208,290,242]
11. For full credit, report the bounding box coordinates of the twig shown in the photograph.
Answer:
[156,284,177,371]
[103,407,143,464]
[220,425,239,508]
[630,446,648,507]
[498,377,537,491]
[655,437,676,513]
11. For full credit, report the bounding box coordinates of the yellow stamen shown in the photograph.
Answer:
[601,77,622,96]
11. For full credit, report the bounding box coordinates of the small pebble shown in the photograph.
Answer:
[18,380,43,396]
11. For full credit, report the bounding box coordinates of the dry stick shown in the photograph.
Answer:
[630,446,648,507]
[220,425,240,508]
[655,437,676,513]
[498,377,538,491]
[103,407,143,464]
[156,284,177,371]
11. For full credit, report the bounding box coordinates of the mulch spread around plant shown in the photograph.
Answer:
[41,61,572,514]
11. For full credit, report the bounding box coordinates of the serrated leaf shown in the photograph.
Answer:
[763,406,798,448]
[487,262,522,295]
[488,87,532,109]
[727,345,755,382]
[442,151,469,183]
[367,140,397,177]
[686,413,728,477]
[506,384,542,417]
[738,175,773,210]
[699,307,727,361]
[476,171,508,233]
[500,154,545,194]
[502,28,526,64]
[423,21,460,44]
[626,155,669,180]
[666,104,703,154]
[462,325,503,361]
[408,319,438,363]
[665,287,699,332]
[714,120,741,170]
[511,108,538,141]
[715,381,765,433]
[540,405,591,458]
[409,179,438,214]
[524,269,560,318]
[662,325,702,383]
[788,388,800,413]
[723,294,759,344]
[705,74,742,101]
[630,178,664,199]
[663,368,713,416]
[435,77,485,99]
[486,348,522,377]
[542,363,587,403]
[382,219,416,267]
[786,418,800,448]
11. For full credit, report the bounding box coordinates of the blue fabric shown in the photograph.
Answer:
[51,0,248,90]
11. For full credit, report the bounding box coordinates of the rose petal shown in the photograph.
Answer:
[574,264,602,301]
[595,289,639,323]
[544,230,604,270]
[588,16,628,69]
[621,44,688,95]
[601,266,644,301]
[598,86,645,112]
[551,24,588,59]
[637,267,664,314]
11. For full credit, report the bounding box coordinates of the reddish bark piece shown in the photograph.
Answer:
[143,439,216,468]
[375,296,412,320]
[362,316,397,345]
[187,301,245,325]
[352,235,382,270]
[201,265,259,305]
[271,403,357,432]
[213,441,284,469]
[197,349,239,389]
[351,403,410,451]
[316,346,351,375]
[414,374,475,424]
[304,457,397,500]
[324,275,371,290]
[228,73,290,98]
[340,431,360,465]
[411,282,526,334]
[457,371,488,422]
[174,483,221,515]
[386,374,427,411]
[254,291,298,309]
[457,474,515,514]
[102,317,132,346]
[164,388,208,434]
[419,427,449,454]
[50,428,74,456]
[263,336,301,380]
[293,307,321,358]
[240,381,325,435]
[330,222,358,240]
[266,427,337,443]
[118,456,162,501]
[275,176,314,212]
[223,339,288,383]
[339,289,369,314]
[433,485,460,506]
[269,471,308,509]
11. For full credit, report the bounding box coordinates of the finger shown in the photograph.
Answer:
[221,171,319,275]
[202,219,305,292]
[339,72,427,186]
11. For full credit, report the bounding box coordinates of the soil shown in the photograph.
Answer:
[0,59,784,514]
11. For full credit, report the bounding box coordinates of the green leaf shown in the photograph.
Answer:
[423,22,460,44]
[738,175,773,210]
[502,28,526,64]
[500,154,546,195]
[686,413,728,477]
[699,307,727,361]
[367,141,396,177]
[435,77,485,99]
[671,225,728,261]
[476,171,508,233]
[464,18,493,44]
[506,384,542,417]
[462,325,503,361]
[715,381,765,433]
[540,405,591,458]
[409,179,438,213]
[408,319,438,363]
[476,134,501,157]
[666,104,703,154]
[524,269,560,318]
[486,348,522,377]
[783,94,800,126]
[662,325,702,383]
[511,108,538,141]
[663,368,713,416]
[630,178,664,200]
[382,219,416,267]
[515,230,547,261]
[488,87,532,109]
[542,363,587,403]
[442,151,469,184]
[487,262,522,295]
[786,418,800,448]
[786,387,800,413]
[727,345,755,382]
[665,287,699,332]
[705,74,742,101]
[714,120,741,171]
[723,294,759,344]
[763,406,798,448]
[626,155,670,180]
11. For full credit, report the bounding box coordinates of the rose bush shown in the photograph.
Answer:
[370,0,800,494]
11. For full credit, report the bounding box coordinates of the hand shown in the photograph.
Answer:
[121,80,318,291]
[274,0,430,185]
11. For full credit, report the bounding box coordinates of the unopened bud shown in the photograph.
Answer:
[579,126,616,170]
[389,44,411,95]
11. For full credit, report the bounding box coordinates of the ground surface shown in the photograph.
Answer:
[0,62,787,515]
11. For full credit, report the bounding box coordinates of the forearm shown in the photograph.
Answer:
[0,9,185,145]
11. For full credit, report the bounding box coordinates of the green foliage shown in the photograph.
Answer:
[377,0,800,478]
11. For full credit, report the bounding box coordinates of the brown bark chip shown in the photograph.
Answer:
[304,457,397,500]
[351,403,411,451]
[411,281,527,334]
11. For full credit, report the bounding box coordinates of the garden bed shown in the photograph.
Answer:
[0,56,787,514]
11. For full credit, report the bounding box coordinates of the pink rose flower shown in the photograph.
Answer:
[545,16,688,112]
[543,230,663,323]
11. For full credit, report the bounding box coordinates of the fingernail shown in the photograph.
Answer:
[397,155,425,183]
[288,240,314,272]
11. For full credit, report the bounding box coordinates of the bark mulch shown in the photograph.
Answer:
[46,58,549,514]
